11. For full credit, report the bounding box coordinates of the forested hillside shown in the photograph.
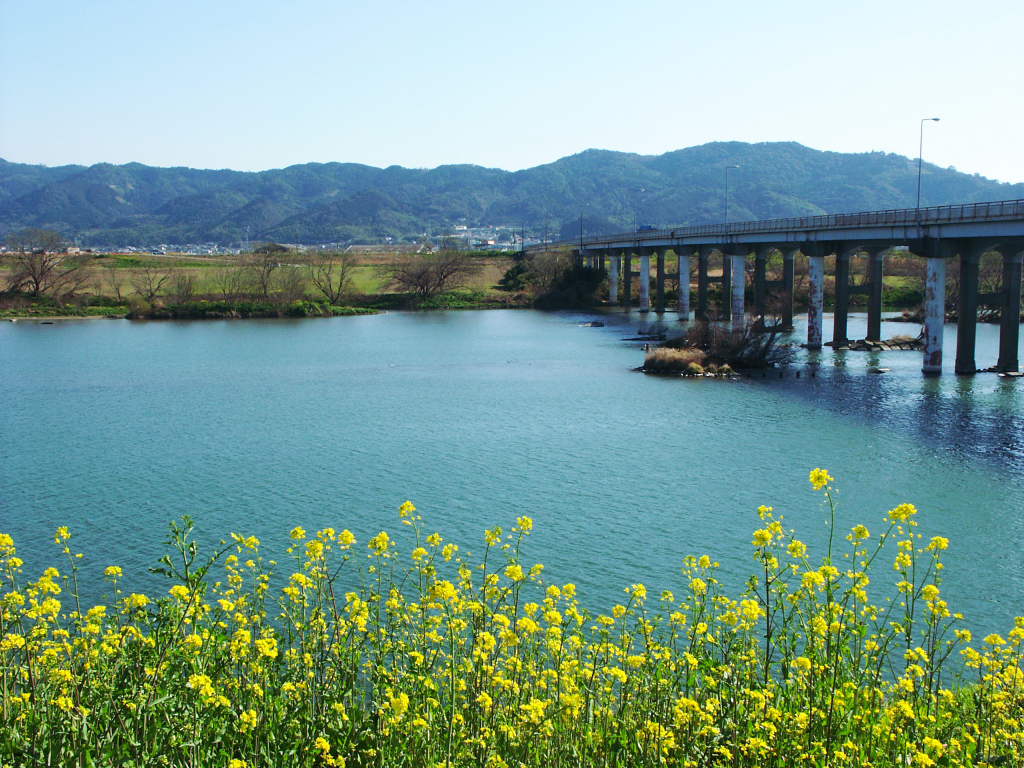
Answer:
[1,142,1020,246]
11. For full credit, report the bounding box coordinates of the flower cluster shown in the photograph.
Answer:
[0,475,1021,767]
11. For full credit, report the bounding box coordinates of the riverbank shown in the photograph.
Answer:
[0,289,534,320]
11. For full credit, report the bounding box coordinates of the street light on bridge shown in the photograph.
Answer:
[916,117,940,212]
[724,165,740,226]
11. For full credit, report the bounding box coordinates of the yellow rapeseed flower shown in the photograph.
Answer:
[808,468,833,491]
[238,709,257,732]
[888,503,918,522]
[368,531,392,555]
[124,593,149,610]
[430,580,458,601]
[254,636,278,659]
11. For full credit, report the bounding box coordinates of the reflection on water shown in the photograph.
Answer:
[1,310,1021,638]
[632,309,1024,474]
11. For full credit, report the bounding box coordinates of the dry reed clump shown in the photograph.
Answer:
[642,347,707,374]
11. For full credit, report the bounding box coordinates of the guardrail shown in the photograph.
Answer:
[533,198,1024,249]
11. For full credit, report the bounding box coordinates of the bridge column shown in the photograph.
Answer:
[866,250,885,342]
[782,249,796,330]
[639,249,651,312]
[754,249,768,317]
[721,250,732,322]
[807,247,825,349]
[608,252,620,305]
[697,248,709,320]
[726,247,747,332]
[623,251,633,307]
[677,248,692,320]
[922,247,947,376]
[832,249,851,348]
[997,248,1022,372]
[955,246,980,374]
[655,250,666,312]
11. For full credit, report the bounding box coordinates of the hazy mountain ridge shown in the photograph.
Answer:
[1,143,1021,246]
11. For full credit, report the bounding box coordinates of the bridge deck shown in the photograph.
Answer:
[528,199,1024,252]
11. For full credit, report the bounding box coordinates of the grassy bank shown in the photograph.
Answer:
[1,471,1020,767]
[0,251,517,319]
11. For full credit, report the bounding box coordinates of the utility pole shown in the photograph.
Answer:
[916,117,941,216]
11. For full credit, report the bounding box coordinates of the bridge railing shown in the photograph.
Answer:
[539,198,1024,249]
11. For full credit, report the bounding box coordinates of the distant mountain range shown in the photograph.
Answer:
[1,142,1021,247]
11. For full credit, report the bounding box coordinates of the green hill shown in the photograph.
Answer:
[1,142,1020,246]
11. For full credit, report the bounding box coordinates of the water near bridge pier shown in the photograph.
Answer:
[1,310,1022,637]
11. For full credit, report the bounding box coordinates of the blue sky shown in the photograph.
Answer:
[2,0,1022,182]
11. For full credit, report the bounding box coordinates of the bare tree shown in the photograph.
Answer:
[212,265,246,300]
[522,251,571,293]
[388,251,480,299]
[103,259,126,302]
[131,266,171,305]
[245,243,288,300]
[275,265,308,304]
[4,228,91,298]
[169,271,197,304]
[307,250,356,304]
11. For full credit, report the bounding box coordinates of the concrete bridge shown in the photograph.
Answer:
[527,199,1024,375]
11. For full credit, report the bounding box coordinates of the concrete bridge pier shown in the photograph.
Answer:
[832,248,852,348]
[997,248,1023,372]
[608,252,620,305]
[623,251,633,307]
[753,249,768,317]
[725,247,747,331]
[866,250,885,342]
[639,249,651,312]
[720,250,732,322]
[955,244,981,374]
[922,240,950,376]
[655,250,666,312]
[782,249,796,330]
[677,248,693,320]
[697,248,710,320]
[807,246,825,349]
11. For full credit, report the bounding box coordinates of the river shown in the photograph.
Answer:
[1,310,1021,636]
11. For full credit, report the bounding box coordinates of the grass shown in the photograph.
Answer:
[0,472,1020,767]
[0,254,516,318]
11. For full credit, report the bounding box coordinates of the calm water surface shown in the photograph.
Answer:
[1,310,1022,636]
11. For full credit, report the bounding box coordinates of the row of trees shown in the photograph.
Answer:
[2,229,483,306]
[109,246,361,307]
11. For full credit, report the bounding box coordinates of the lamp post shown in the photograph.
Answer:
[916,117,940,212]
[724,165,740,226]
